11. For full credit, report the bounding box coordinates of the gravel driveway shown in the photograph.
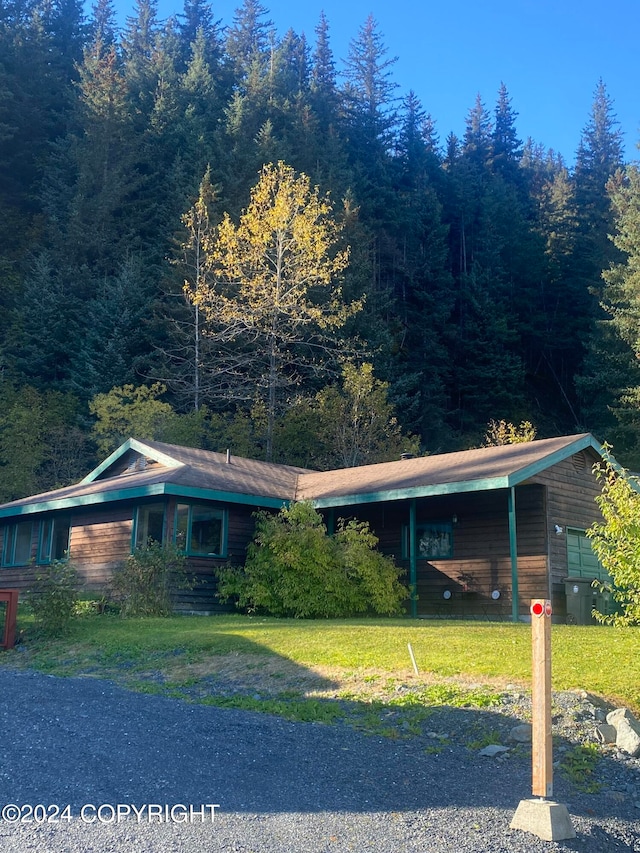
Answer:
[0,668,638,852]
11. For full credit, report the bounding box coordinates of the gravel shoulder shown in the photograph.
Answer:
[0,667,638,852]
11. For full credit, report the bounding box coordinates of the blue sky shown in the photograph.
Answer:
[114,0,639,165]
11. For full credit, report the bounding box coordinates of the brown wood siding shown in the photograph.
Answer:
[69,507,133,590]
[331,484,549,618]
[530,449,604,616]
[0,500,261,613]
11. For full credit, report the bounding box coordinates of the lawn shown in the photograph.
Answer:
[3,612,639,715]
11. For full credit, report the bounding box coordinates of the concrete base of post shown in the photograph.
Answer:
[510,798,576,842]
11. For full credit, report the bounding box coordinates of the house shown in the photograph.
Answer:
[0,433,608,621]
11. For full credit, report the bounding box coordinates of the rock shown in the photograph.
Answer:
[606,708,640,758]
[595,724,618,745]
[607,708,632,726]
[509,723,532,743]
[479,744,509,757]
[615,718,640,758]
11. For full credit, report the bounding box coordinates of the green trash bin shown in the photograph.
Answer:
[593,585,619,619]
[564,576,597,625]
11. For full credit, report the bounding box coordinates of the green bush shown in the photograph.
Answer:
[110,541,193,617]
[216,501,406,618]
[25,559,79,636]
[587,449,640,625]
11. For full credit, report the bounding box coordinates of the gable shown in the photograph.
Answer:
[92,449,163,480]
[81,438,183,484]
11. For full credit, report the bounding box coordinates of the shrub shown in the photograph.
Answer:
[335,518,408,616]
[25,559,79,636]
[216,501,406,618]
[587,449,640,625]
[110,541,193,617]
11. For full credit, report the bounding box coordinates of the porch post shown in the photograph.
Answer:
[409,499,417,618]
[508,486,519,622]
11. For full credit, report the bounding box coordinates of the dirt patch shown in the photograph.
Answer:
[158,652,526,700]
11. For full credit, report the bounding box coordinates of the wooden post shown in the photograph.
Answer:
[531,599,553,798]
[508,487,519,622]
[510,599,575,841]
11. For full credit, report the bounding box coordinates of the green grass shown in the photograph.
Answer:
[4,611,640,714]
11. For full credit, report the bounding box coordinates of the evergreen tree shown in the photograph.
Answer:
[225,0,272,83]
[390,91,452,443]
[592,164,640,465]
[310,11,337,126]
[574,81,626,436]
[492,82,523,183]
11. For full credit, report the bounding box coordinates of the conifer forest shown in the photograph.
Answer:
[1,0,640,501]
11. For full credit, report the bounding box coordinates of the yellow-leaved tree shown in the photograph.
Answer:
[190,161,361,459]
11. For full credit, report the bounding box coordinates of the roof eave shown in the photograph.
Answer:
[309,475,512,509]
[0,481,291,518]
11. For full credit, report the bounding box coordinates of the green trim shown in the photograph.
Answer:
[0,482,288,519]
[508,487,519,622]
[409,500,417,618]
[81,438,182,484]
[507,434,603,486]
[0,484,169,517]
[162,484,287,509]
[174,502,228,558]
[310,476,511,509]
[36,516,71,564]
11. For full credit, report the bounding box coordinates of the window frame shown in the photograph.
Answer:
[402,521,454,560]
[174,503,227,558]
[37,516,71,564]
[132,503,166,551]
[2,520,34,567]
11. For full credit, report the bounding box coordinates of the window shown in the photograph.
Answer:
[38,517,71,563]
[403,521,453,560]
[134,504,165,549]
[175,504,226,557]
[2,521,34,567]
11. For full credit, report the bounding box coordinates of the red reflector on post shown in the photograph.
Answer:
[531,601,544,617]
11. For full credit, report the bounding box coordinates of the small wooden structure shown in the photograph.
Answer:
[0,589,19,650]
[0,434,607,618]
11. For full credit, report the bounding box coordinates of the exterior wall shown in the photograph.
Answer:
[0,522,39,593]
[164,497,258,613]
[332,484,549,618]
[69,507,133,589]
[530,447,604,619]
[0,498,262,614]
